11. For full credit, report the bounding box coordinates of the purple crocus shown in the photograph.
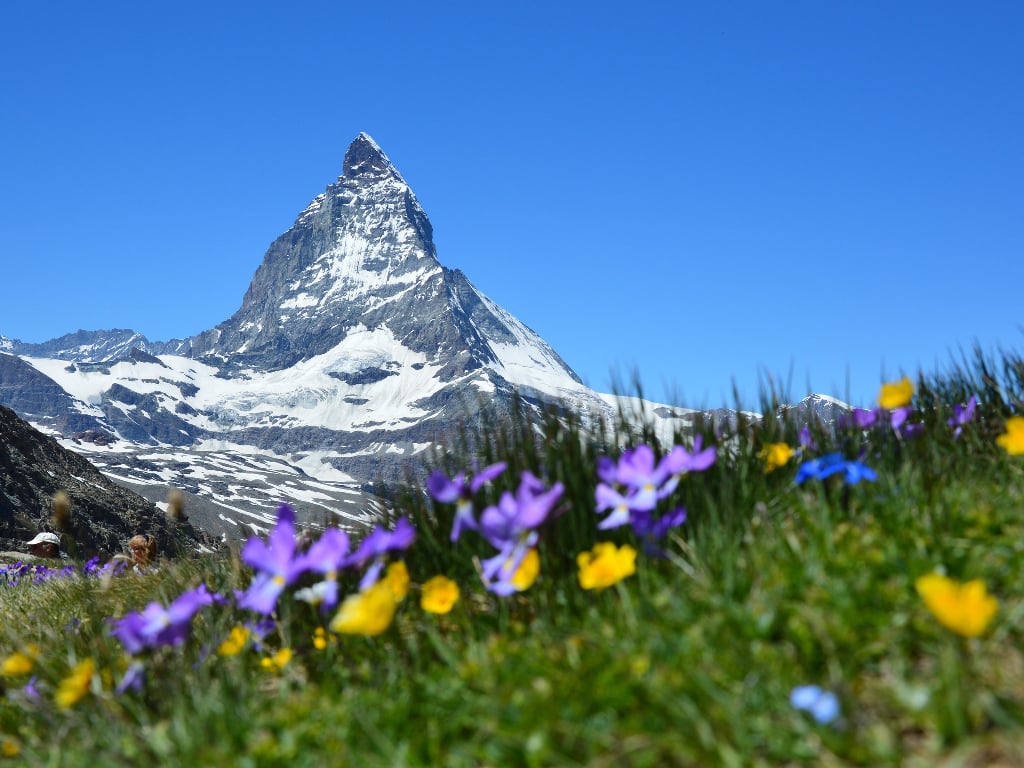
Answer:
[427,461,507,542]
[948,395,978,438]
[346,516,416,590]
[238,504,309,614]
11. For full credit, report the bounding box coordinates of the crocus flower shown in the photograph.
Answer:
[577,542,637,590]
[239,504,309,614]
[948,395,978,438]
[915,572,998,637]
[790,685,840,725]
[996,416,1024,456]
[427,462,507,542]
[421,575,460,614]
[879,376,914,410]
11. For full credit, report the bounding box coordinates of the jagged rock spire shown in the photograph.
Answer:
[343,132,403,182]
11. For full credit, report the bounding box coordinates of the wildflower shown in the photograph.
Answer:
[218,625,252,657]
[795,453,877,485]
[112,584,215,653]
[239,504,309,614]
[577,542,637,590]
[114,661,146,695]
[663,435,717,476]
[798,426,816,451]
[293,527,350,610]
[630,507,687,557]
[383,560,410,601]
[1,738,19,758]
[346,517,416,591]
[597,445,678,513]
[312,627,334,650]
[996,416,1024,456]
[55,658,95,709]
[879,376,913,410]
[330,579,400,636]
[790,685,840,725]
[260,648,293,672]
[915,572,998,637]
[760,443,795,473]
[1,645,39,677]
[948,395,978,438]
[421,575,460,614]
[510,547,540,591]
[427,462,507,542]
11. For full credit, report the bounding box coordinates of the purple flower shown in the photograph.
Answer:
[112,584,215,654]
[238,504,309,614]
[427,461,507,542]
[948,395,978,438]
[790,685,840,725]
[630,506,688,556]
[115,661,146,695]
[294,527,350,610]
[480,538,536,596]
[480,472,563,550]
[346,516,416,590]
[663,436,717,475]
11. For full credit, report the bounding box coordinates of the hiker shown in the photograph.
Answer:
[26,532,62,559]
[128,534,159,572]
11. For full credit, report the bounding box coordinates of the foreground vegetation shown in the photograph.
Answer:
[3,349,1024,766]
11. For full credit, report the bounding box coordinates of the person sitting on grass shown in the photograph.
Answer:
[26,531,62,559]
[128,534,159,573]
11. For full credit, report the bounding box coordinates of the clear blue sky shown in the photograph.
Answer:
[2,2,1022,410]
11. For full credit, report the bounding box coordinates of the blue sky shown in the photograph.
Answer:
[2,2,1022,409]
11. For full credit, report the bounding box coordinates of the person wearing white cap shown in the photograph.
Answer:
[25,532,61,559]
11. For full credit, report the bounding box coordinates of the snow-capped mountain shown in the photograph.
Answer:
[0,134,844,540]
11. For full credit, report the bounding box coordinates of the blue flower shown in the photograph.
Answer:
[790,684,840,724]
[795,453,877,485]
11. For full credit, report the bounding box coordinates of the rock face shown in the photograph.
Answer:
[0,404,211,558]
[0,134,848,540]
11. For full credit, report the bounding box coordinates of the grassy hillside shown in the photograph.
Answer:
[2,349,1024,766]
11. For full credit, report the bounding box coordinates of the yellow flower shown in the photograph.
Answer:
[312,627,335,650]
[916,572,998,637]
[1,644,40,677]
[996,416,1024,456]
[383,561,410,601]
[330,580,399,636]
[1,739,19,758]
[879,376,913,409]
[759,443,794,473]
[259,648,293,672]
[511,548,540,591]
[577,542,637,590]
[218,625,251,657]
[421,575,460,614]
[55,658,95,709]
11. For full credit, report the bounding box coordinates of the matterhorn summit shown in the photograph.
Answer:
[0,134,635,537]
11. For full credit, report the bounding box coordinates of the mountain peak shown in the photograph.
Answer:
[343,133,402,181]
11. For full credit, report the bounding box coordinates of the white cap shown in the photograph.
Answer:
[26,532,60,547]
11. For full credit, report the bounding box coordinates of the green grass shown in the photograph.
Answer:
[3,350,1024,766]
